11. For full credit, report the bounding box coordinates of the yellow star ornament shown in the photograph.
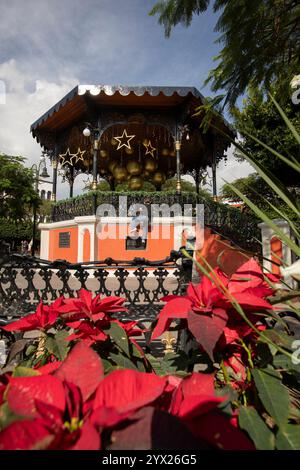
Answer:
[114,129,135,151]
[59,148,75,167]
[143,139,156,158]
[72,147,86,165]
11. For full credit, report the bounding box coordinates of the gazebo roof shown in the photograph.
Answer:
[30,84,233,137]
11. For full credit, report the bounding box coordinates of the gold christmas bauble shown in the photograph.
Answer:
[108,160,118,173]
[113,165,128,182]
[144,156,157,173]
[125,147,134,155]
[129,176,143,190]
[162,148,169,156]
[142,138,149,146]
[143,170,151,179]
[152,171,166,186]
[126,160,142,176]
[111,137,118,146]
[100,149,108,158]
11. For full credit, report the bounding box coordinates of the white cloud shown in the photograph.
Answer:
[0,59,80,198]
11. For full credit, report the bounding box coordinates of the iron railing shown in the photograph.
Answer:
[51,191,261,252]
[0,251,192,322]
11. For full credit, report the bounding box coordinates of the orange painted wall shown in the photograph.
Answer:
[83,230,91,262]
[195,228,250,276]
[48,226,78,262]
[97,224,175,261]
[270,236,283,275]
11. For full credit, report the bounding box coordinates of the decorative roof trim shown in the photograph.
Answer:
[30,85,205,133]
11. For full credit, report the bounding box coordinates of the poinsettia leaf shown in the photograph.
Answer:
[187,308,228,360]
[93,369,167,413]
[160,351,190,374]
[252,368,290,426]
[7,375,65,418]
[12,366,40,377]
[54,342,103,401]
[0,420,53,450]
[273,354,300,374]
[131,341,144,359]
[104,322,130,357]
[259,330,294,352]
[239,406,275,450]
[5,339,29,365]
[0,402,22,431]
[276,424,300,450]
[70,421,101,450]
[44,330,70,361]
[108,352,138,371]
[151,297,191,340]
[109,406,202,450]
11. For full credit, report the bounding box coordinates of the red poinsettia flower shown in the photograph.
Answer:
[169,372,254,450]
[66,321,108,346]
[152,258,274,360]
[151,273,229,359]
[0,343,104,450]
[58,289,127,323]
[1,298,64,333]
[93,369,168,415]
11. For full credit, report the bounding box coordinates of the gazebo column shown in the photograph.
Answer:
[92,131,100,214]
[175,139,182,196]
[92,137,98,191]
[51,153,58,202]
[69,166,74,198]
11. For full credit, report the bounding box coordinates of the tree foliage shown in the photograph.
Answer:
[222,173,300,230]
[232,83,300,186]
[0,154,40,220]
[150,0,300,107]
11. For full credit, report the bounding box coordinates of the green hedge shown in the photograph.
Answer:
[0,218,35,241]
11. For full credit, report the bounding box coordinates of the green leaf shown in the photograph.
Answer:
[225,183,300,258]
[145,354,165,375]
[45,330,70,361]
[276,424,300,450]
[273,354,300,374]
[259,330,294,352]
[252,368,290,426]
[105,322,130,357]
[0,403,22,431]
[239,406,275,450]
[12,366,39,377]
[160,351,190,374]
[270,95,300,146]
[108,352,138,370]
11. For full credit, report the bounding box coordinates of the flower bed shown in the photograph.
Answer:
[0,258,299,450]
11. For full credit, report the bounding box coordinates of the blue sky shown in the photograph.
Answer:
[0,0,252,197]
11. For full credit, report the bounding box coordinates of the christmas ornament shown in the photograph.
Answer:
[144,156,157,173]
[143,139,156,158]
[73,147,86,164]
[114,129,135,151]
[59,148,75,167]
[129,176,143,190]
[152,171,166,186]
[126,159,142,176]
[113,165,128,182]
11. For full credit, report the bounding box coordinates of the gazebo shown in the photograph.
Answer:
[31,85,234,262]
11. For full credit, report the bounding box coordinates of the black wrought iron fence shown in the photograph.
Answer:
[0,251,192,323]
